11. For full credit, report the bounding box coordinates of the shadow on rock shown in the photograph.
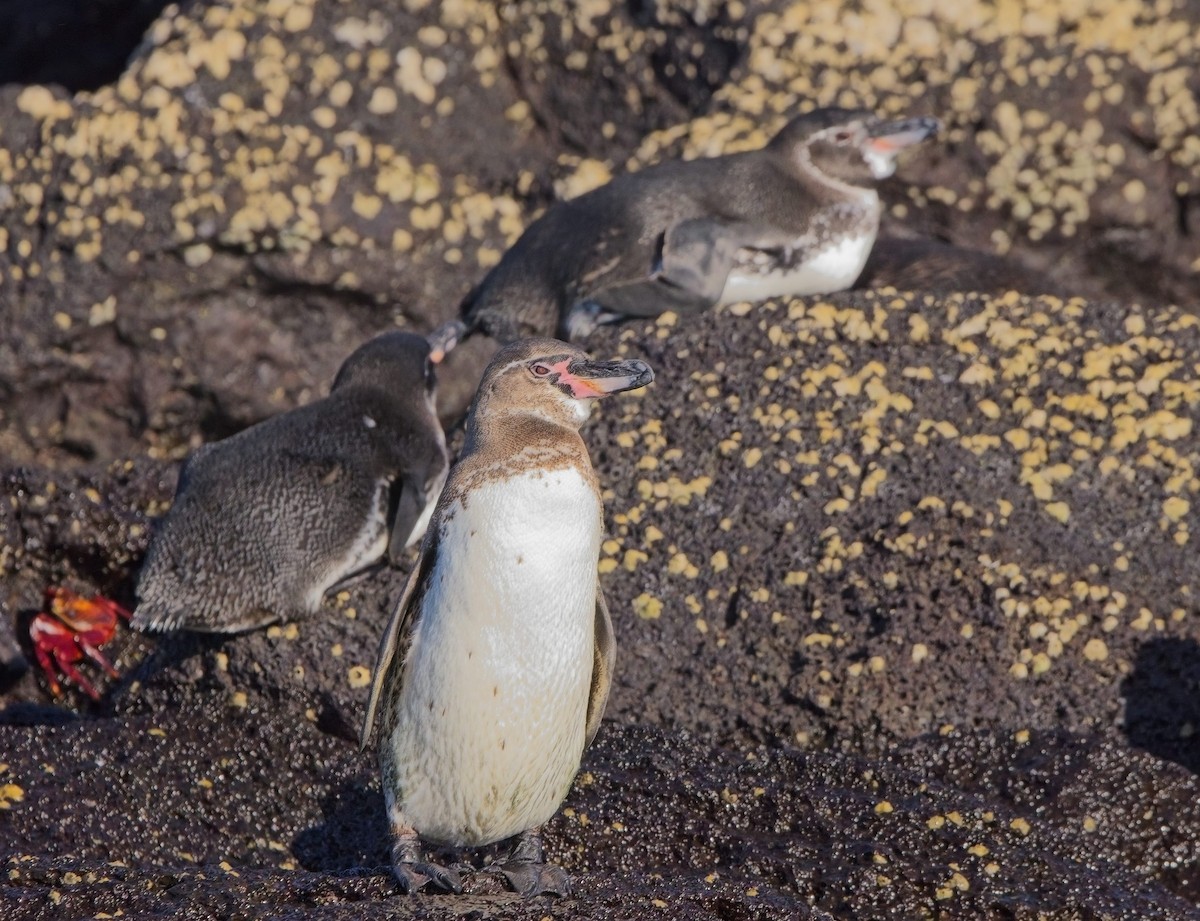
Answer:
[1122,637,1200,774]
[0,0,182,91]
[112,630,239,714]
[293,781,390,873]
[857,235,1068,298]
[312,691,362,745]
[0,699,82,727]
[0,613,29,692]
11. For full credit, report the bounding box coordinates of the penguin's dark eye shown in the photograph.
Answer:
[530,363,552,377]
[833,129,855,144]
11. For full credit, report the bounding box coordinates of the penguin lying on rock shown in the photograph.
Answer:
[429,106,940,355]
[133,332,448,634]
[362,337,654,897]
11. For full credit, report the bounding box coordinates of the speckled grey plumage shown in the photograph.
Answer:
[133,332,448,634]
[432,107,939,350]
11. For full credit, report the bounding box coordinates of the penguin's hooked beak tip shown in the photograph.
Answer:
[562,358,654,398]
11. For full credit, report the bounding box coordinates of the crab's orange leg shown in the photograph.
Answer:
[32,643,65,697]
[77,640,120,679]
[51,649,102,702]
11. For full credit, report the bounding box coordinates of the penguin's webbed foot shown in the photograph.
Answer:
[497,859,572,898]
[491,828,572,898]
[391,832,463,894]
[393,857,464,895]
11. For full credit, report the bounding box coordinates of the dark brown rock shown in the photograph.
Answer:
[858,236,1067,298]
[2,712,1197,919]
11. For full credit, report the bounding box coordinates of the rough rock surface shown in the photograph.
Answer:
[1,0,1198,918]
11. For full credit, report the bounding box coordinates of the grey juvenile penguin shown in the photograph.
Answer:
[429,106,940,354]
[361,337,654,896]
[133,332,448,633]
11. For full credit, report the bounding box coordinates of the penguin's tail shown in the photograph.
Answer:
[129,602,190,633]
[132,599,277,634]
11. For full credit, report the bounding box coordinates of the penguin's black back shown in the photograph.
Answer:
[463,144,850,340]
[134,333,444,633]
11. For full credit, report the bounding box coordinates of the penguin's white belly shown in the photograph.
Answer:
[387,468,601,846]
[718,233,875,305]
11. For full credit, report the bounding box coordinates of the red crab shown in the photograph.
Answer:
[29,587,131,701]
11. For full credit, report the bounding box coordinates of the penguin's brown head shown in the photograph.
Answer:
[332,331,438,409]
[769,107,941,188]
[472,337,654,430]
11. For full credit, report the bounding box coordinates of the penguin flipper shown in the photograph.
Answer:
[572,217,746,328]
[584,586,616,748]
[361,528,440,749]
[387,479,427,565]
[386,458,445,565]
[657,217,747,304]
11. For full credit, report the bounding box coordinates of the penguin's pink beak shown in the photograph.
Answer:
[557,357,654,399]
[860,116,941,179]
[864,116,941,156]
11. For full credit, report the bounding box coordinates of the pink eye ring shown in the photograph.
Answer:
[531,363,552,377]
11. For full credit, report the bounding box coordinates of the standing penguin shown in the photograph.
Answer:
[429,106,940,355]
[133,332,448,634]
[361,337,653,896]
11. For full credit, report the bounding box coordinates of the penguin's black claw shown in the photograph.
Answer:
[497,859,572,898]
[393,862,425,895]
[393,858,464,895]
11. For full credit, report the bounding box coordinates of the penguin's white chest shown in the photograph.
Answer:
[718,232,876,305]
[385,468,601,847]
[718,194,882,306]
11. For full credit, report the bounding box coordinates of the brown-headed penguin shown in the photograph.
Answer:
[429,106,940,355]
[133,332,448,633]
[361,338,654,896]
